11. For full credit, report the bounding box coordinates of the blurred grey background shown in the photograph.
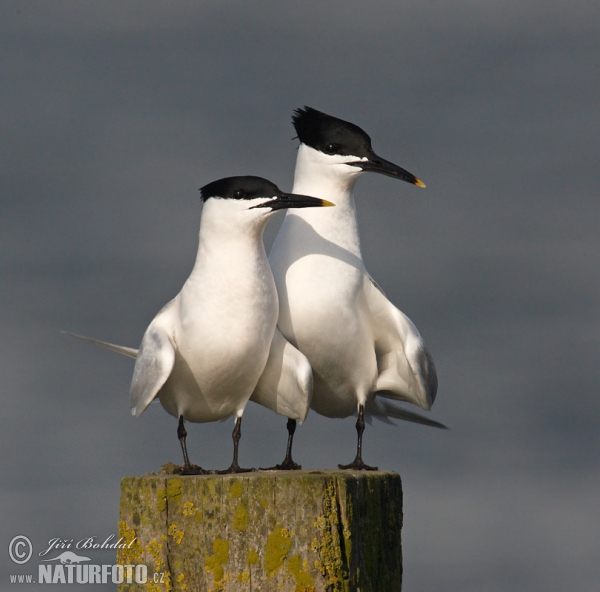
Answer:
[2,1,599,590]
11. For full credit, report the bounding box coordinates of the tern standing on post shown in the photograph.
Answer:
[126,176,332,474]
[268,107,443,471]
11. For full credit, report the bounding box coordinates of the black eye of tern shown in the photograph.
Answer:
[233,189,245,199]
[325,143,338,155]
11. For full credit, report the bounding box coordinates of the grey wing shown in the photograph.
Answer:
[130,324,175,417]
[365,276,438,410]
[63,331,138,359]
[250,327,313,423]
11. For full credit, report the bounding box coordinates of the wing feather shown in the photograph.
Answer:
[130,324,175,417]
[365,277,438,410]
[250,328,313,423]
[63,331,138,359]
[366,397,447,428]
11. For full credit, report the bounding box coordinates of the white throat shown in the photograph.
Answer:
[282,143,365,259]
[292,144,364,198]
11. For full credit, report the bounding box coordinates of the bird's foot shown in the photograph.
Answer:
[260,459,302,471]
[338,459,378,471]
[214,463,256,475]
[180,463,209,475]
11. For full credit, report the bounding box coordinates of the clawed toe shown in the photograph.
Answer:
[215,463,256,475]
[338,460,378,471]
[260,459,302,471]
[180,464,209,475]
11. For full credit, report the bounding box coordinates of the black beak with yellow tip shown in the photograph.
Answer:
[253,192,335,211]
[349,151,426,188]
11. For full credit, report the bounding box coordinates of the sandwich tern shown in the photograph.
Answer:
[268,107,444,471]
[68,175,332,474]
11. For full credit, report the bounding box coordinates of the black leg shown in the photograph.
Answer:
[261,418,302,471]
[178,416,207,475]
[217,417,255,474]
[338,405,378,471]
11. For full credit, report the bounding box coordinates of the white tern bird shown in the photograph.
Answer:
[268,107,444,471]
[68,176,332,474]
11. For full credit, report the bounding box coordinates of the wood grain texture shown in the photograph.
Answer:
[117,467,402,591]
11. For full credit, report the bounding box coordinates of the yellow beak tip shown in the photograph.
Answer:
[415,179,426,188]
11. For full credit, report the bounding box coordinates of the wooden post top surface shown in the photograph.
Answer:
[124,464,400,480]
[118,466,403,591]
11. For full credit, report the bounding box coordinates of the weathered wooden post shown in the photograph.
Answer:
[117,465,402,591]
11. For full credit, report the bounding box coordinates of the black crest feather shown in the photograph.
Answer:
[292,106,373,158]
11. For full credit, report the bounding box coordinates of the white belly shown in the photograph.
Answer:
[160,280,278,423]
[276,253,378,418]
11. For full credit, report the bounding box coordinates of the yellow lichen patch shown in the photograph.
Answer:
[167,523,185,545]
[175,573,188,590]
[116,520,143,566]
[205,538,229,582]
[180,500,204,521]
[207,479,218,496]
[288,554,315,592]
[229,481,244,499]
[182,501,198,516]
[237,571,250,583]
[146,538,173,591]
[259,497,269,509]
[166,478,183,503]
[156,487,167,513]
[147,579,172,592]
[265,528,293,577]
[233,501,249,531]
[146,538,165,571]
[209,572,230,592]
[141,536,172,592]
[247,548,259,566]
[310,482,347,591]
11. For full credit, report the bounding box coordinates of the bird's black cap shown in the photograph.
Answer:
[292,106,426,187]
[200,176,283,202]
[199,175,334,210]
[292,106,373,158]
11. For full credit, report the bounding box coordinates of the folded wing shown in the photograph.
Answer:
[250,327,313,423]
[365,277,438,411]
[130,322,175,417]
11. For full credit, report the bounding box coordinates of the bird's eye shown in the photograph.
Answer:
[325,143,338,155]
[233,189,245,199]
